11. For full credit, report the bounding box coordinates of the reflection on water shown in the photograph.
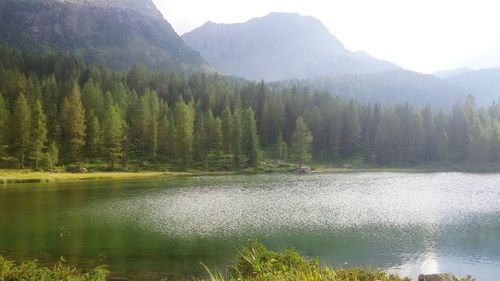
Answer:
[1,173,500,280]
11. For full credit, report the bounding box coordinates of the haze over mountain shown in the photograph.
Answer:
[445,67,500,106]
[182,12,400,81]
[0,0,206,71]
[433,67,474,78]
[271,70,467,109]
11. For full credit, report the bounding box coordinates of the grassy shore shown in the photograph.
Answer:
[205,241,474,281]
[1,160,499,185]
[0,242,474,281]
[0,169,196,185]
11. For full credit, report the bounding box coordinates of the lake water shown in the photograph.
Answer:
[1,173,500,280]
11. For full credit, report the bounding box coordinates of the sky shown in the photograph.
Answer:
[152,0,500,73]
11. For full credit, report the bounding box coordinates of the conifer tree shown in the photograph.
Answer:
[232,108,243,168]
[242,108,260,167]
[61,83,86,163]
[85,110,102,159]
[29,99,48,169]
[173,97,194,169]
[11,93,31,169]
[0,93,9,160]
[102,105,126,169]
[221,106,233,154]
[292,116,313,169]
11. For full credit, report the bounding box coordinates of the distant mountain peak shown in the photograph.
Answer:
[183,12,399,81]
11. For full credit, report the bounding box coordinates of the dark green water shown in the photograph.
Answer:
[1,173,500,280]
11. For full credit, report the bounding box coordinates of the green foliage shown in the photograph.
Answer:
[292,116,313,168]
[29,99,48,169]
[0,256,107,281]
[11,93,31,169]
[204,241,474,281]
[0,45,499,171]
[242,108,261,167]
[61,84,86,163]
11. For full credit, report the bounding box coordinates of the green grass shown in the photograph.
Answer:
[0,242,475,281]
[204,241,474,281]
[0,256,107,281]
[0,170,182,184]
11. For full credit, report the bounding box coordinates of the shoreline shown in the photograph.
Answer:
[1,164,499,185]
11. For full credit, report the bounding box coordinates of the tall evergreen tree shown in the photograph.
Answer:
[173,97,194,170]
[61,84,86,163]
[292,116,313,169]
[11,93,31,169]
[0,93,9,160]
[85,110,102,159]
[29,99,48,169]
[242,108,260,167]
[102,105,126,169]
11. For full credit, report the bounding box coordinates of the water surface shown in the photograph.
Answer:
[1,173,499,280]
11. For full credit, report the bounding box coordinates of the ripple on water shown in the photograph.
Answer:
[78,173,500,238]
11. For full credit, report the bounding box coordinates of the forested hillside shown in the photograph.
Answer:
[1,44,500,171]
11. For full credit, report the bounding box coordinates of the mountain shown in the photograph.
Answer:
[433,67,474,78]
[445,67,500,105]
[182,12,400,81]
[271,69,467,109]
[0,0,206,71]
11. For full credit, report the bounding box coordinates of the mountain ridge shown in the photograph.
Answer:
[182,12,400,81]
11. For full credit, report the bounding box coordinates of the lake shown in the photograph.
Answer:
[1,173,500,280]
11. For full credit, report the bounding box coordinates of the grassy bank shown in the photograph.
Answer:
[205,241,474,281]
[0,242,474,281]
[1,159,499,185]
[0,256,106,281]
[0,170,192,185]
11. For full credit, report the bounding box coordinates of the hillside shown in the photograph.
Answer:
[271,70,467,109]
[445,67,500,106]
[0,0,206,71]
[182,12,400,81]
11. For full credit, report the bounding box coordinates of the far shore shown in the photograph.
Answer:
[1,163,499,185]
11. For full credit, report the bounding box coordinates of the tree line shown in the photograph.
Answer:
[0,44,500,170]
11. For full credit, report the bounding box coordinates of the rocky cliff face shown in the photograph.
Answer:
[0,0,206,71]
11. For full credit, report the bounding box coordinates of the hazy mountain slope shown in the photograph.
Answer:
[445,68,500,106]
[0,0,206,71]
[433,67,474,78]
[182,12,400,81]
[271,69,467,109]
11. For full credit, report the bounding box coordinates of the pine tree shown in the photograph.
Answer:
[277,132,288,161]
[221,106,233,154]
[61,84,86,163]
[173,97,195,170]
[242,108,260,167]
[85,110,102,159]
[11,93,31,169]
[158,108,170,160]
[0,93,9,160]
[340,100,361,157]
[291,116,313,169]
[29,99,48,169]
[44,142,59,170]
[232,108,243,168]
[102,105,126,169]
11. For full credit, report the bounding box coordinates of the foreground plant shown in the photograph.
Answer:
[203,240,473,281]
[0,256,107,281]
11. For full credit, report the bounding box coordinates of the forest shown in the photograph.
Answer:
[1,44,500,171]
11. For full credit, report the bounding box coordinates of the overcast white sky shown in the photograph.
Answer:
[152,0,500,73]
